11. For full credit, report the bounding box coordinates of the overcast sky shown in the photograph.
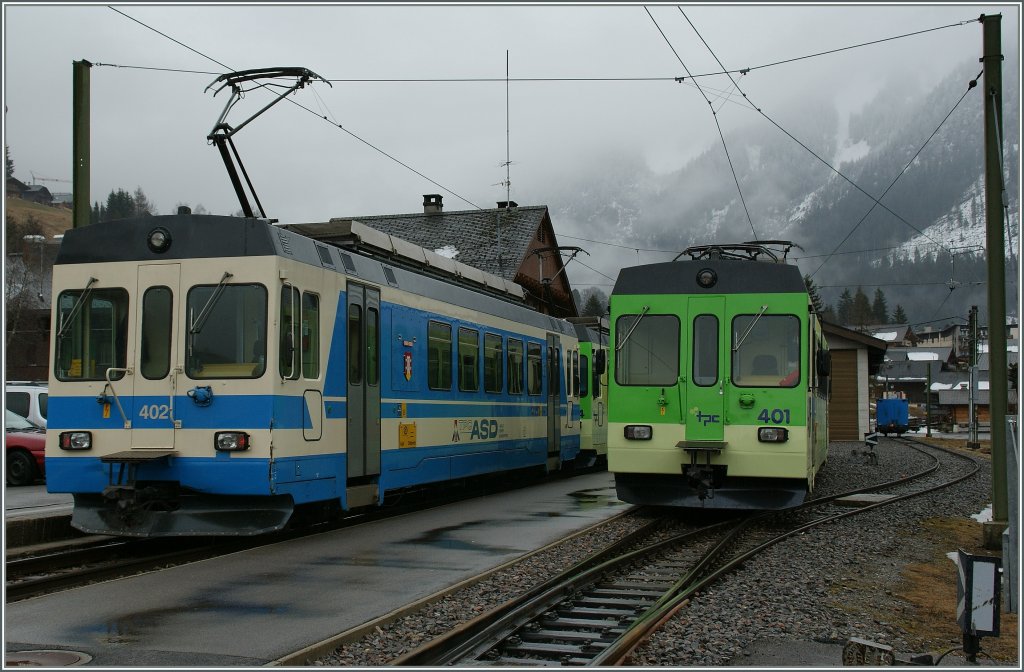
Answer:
[3,2,1020,290]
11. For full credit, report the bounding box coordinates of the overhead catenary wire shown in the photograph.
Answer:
[645,6,758,241]
[107,6,485,212]
[675,7,965,279]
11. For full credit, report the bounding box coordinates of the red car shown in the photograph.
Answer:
[6,409,46,486]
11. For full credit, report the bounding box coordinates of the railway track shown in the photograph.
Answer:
[391,437,979,666]
[5,464,602,603]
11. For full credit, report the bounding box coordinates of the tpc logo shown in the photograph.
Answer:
[695,410,720,426]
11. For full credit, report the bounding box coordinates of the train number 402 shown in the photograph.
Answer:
[758,408,791,424]
[139,404,172,420]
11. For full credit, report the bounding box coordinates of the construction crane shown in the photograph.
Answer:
[29,171,71,186]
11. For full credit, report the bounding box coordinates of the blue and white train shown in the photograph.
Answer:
[45,214,584,536]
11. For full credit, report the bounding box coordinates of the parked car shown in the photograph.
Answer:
[6,381,48,428]
[6,409,46,486]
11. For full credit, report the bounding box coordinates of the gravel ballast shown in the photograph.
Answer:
[315,438,1006,666]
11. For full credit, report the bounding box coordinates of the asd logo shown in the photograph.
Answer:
[470,419,500,440]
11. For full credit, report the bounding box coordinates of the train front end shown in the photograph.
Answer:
[45,215,298,536]
[607,252,829,510]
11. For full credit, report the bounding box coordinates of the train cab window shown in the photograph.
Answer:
[459,328,480,392]
[508,339,524,394]
[580,354,589,398]
[366,306,379,386]
[692,315,719,386]
[186,284,267,379]
[484,333,503,393]
[527,342,542,395]
[615,314,680,386]
[141,287,173,380]
[731,314,800,388]
[55,288,130,381]
[302,292,320,379]
[428,321,452,390]
[280,286,301,379]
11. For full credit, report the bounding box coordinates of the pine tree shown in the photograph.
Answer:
[837,289,854,325]
[892,305,908,324]
[851,287,873,328]
[804,275,825,314]
[871,288,889,324]
[133,187,156,216]
[582,294,605,317]
[5,144,13,179]
[104,189,135,221]
[820,303,837,323]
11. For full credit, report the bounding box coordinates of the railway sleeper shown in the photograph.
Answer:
[589,587,666,598]
[540,615,622,629]
[521,629,617,643]
[505,640,608,655]
[558,606,640,618]
[574,596,655,608]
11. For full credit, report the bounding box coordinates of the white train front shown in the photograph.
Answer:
[45,214,583,536]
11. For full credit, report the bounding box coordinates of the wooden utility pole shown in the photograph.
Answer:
[981,14,1007,549]
[72,60,91,228]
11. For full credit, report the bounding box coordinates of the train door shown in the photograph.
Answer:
[346,284,381,481]
[685,296,725,442]
[131,263,181,449]
[546,334,561,461]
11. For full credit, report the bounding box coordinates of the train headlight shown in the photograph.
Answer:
[758,427,789,443]
[59,431,92,450]
[215,431,250,452]
[624,425,653,440]
[696,268,717,288]
[147,227,173,253]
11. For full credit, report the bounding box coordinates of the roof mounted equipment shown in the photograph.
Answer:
[674,240,803,263]
[205,67,331,219]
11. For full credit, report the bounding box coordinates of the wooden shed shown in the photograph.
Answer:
[823,322,888,441]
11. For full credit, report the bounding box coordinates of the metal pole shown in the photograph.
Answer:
[72,60,92,228]
[926,363,932,438]
[981,13,1007,548]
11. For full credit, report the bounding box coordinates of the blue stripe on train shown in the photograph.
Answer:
[47,395,576,429]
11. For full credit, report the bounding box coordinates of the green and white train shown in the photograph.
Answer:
[607,242,831,509]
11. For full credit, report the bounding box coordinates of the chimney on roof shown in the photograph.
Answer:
[496,200,518,209]
[423,194,443,214]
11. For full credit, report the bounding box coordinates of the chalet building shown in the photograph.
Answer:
[6,176,28,198]
[863,324,918,347]
[289,195,578,317]
[21,184,53,204]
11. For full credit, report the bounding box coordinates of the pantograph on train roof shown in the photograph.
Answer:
[674,240,803,263]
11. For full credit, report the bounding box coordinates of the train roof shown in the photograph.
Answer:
[53,215,576,338]
[612,258,806,296]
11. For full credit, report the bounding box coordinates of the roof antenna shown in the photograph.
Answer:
[205,67,330,219]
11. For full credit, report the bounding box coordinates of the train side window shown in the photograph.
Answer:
[141,286,173,380]
[579,354,589,398]
[186,283,267,380]
[527,342,542,395]
[692,314,719,386]
[55,288,130,381]
[459,327,480,392]
[484,332,503,393]
[508,338,524,394]
[731,314,801,388]
[280,285,301,380]
[348,304,362,385]
[592,350,602,399]
[615,314,680,386]
[572,350,580,397]
[302,292,320,379]
[428,321,452,390]
[550,347,561,396]
[366,306,379,386]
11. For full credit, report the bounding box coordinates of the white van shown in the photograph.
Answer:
[5,382,48,428]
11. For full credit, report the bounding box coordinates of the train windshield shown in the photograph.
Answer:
[615,314,679,386]
[54,288,129,381]
[731,314,800,387]
[186,284,268,379]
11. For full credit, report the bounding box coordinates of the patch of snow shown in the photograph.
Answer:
[971,505,993,524]
[434,245,459,259]
[874,331,899,342]
[908,352,940,361]
[834,139,871,166]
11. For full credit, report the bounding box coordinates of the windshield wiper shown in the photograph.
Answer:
[616,306,650,352]
[733,304,768,352]
[189,272,234,335]
[56,277,98,339]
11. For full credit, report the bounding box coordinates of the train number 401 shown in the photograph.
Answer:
[758,408,791,424]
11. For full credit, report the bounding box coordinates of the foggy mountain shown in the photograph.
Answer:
[554,59,1019,326]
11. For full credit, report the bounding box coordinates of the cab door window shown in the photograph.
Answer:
[55,288,130,381]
